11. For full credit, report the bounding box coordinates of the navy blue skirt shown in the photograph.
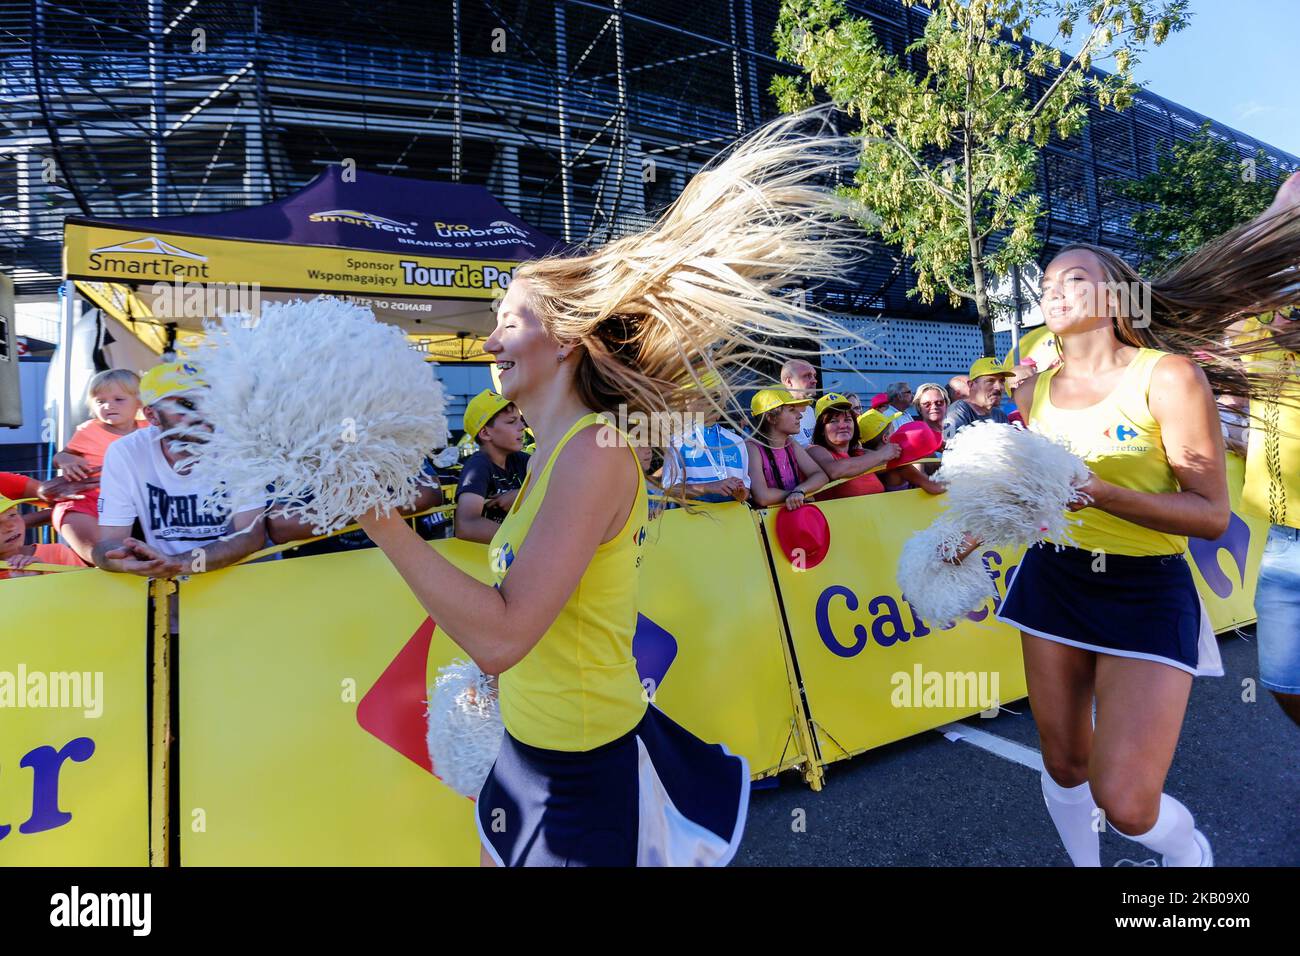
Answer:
[475,705,749,867]
[996,543,1222,676]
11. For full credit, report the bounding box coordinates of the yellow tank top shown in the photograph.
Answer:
[489,412,649,752]
[1238,316,1300,529]
[1029,348,1186,556]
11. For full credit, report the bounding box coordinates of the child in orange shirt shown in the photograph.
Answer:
[0,494,85,579]
[51,368,146,563]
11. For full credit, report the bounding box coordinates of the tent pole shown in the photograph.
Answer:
[58,279,77,451]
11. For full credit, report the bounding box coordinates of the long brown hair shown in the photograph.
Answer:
[1055,202,1300,400]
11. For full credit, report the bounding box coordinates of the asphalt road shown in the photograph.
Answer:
[734,627,1300,866]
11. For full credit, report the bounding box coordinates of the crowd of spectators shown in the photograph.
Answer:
[1,353,1034,582]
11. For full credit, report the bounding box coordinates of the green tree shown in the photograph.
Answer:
[772,0,1189,355]
[1114,122,1290,275]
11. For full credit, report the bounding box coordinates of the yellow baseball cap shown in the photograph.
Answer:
[968,357,1015,380]
[857,409,892,443]
[0,494,37,516]
[139,361,208,406]
[463,389,513,439]
[751,387,812,417]
[814,392,854,419]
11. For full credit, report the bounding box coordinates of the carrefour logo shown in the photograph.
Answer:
[1104,424,1139,442]
[87,236,210,278]
[309,209,416,235]
[489,542,515,575]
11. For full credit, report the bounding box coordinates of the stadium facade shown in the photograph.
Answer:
[2,0,1298,421]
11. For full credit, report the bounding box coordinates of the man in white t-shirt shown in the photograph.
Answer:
[92,362,266,577]
[781,358,819,445]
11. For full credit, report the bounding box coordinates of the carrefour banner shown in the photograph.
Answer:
[65,223,522,302]
[178,509,806,865]
[0,571,149,866]
[765,491,1030,764]
[637,503,810,780]
[178,542,487,866]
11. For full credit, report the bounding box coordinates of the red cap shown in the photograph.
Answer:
[870,392,890,410]
[888,420,944,465]
[774,504,831,570]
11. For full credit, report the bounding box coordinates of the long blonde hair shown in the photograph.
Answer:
[514,106,870,437]
[1055,202,1300,401]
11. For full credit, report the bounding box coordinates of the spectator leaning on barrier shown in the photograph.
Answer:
[92,361,268,577]
[746,387,828,510]
[780,358,819,445]
[50,368,148,565]
[661,421,750,504]
[0,493,86,579]
[943,357,1014,438]
[454,388,531,544]
[858,409,946,495]
[912,382,951,475]
[806,393,899,499]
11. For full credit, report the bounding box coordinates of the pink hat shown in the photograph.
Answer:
[774,504,831,570]
[888,420,944,466]
[870,392,891,410]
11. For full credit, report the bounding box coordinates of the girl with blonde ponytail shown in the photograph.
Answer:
[993,172,1300,869]
[358,106,871,867]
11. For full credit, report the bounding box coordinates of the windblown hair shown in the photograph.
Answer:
[1054,201,1300,401]
[514,105,871,438]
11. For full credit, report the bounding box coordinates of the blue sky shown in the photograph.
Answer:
[1038,0,1299,158]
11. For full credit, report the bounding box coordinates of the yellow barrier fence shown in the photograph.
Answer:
[0,570,150,866]
[2,453,1270,864]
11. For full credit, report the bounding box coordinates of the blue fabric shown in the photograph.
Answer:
[997,542,1202,672]
[661,425,749,502]
[1256,524,1300,694]
[475,705,748,867]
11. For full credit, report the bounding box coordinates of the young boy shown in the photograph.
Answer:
[454,389,530,544]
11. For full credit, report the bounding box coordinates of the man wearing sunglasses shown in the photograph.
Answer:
[92,362,266,577]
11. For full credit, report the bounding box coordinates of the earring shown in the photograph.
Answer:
[556,351,565,364]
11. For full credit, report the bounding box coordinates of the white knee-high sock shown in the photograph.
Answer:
[1041,771,1101,867]
[1117,793,1205,867]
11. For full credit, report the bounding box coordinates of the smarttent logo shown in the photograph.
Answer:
[87,236,210,279]
[309,209,416,235]
[356,615,677,784]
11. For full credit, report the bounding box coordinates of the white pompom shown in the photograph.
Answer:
[895,421,1090,624]
[934,421,1089,548]
[426,660,504,798]
[897,521,997,626]
[181,297,447,534]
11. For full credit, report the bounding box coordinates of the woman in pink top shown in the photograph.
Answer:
[806,393,899,498]
[51,369,146,563]
[745,387,828,510]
